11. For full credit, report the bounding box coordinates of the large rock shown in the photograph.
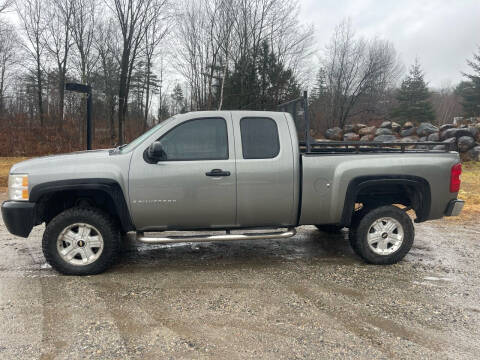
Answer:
[467,126,479,139]
[433,137,457,151]
[474,123,480,142]
[375,127,393,136]
[439,124,455,132]
[391,122,401,132]
[440,128,473,141]
[360,134,374,142]
[400,136,420,143]
[416,122,439,137]
[380,121,392,129]
[344,124,355,133]
[325,127,343,140]
[466,146,480,161]
[427,132,440,142]
[399,136,419,149]
[353,123,367,132]
[373,134,397,142]
[403,121,414,129]
[358,126,376,136]
[401,127,417,137]
[343,132,360,141]
[457,136,476,152]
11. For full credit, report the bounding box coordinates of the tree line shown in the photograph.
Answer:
[308,20,478,133]
[0,0,479,155]
[0,0,312,152]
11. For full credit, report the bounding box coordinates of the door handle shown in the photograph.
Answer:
[206,169,231,177]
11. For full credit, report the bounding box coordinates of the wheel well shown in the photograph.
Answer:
[35,188,133,232]
[341,176,431,227]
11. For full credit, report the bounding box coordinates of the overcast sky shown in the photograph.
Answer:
[4,1,479,91]
[300,0,480,88]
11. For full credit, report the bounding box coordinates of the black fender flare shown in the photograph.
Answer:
[30,178,135,232]
[340,175,431,227]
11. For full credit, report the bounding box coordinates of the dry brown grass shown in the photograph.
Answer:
[448,161,480,224]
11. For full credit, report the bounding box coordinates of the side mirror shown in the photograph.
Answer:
[146,141,167,162]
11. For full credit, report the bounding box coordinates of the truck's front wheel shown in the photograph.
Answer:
[42,207,121,275]
[349,205,414,265]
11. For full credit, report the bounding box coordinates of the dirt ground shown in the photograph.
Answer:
[0,191,479,359]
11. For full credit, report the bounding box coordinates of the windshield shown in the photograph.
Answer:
[119,116,176,153]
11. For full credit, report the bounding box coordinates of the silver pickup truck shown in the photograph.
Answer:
[1,111,464,275]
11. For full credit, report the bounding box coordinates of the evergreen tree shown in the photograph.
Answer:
[222,41,299,110]
[456,47,480,117]
[391,60,435,124]
[222,53,258,110]
[310,68,327,101]
[171,83,186,114]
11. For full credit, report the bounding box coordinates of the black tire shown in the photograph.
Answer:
[42,207,121,275]
[315,224,344,233]
[348,206,371,256]
[348,205,414,265]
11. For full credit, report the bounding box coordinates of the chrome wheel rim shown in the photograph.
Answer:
[367,217,404,255]
[57,223,104,266]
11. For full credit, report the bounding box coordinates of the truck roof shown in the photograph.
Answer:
[180,110,288,117]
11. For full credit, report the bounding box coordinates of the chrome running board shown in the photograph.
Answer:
[133,227,296,244]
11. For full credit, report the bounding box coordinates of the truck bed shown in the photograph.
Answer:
[298,150,460,226]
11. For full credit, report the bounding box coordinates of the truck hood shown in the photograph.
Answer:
[10,149,113,174]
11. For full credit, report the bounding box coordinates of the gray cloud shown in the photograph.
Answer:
[300,0,480,87]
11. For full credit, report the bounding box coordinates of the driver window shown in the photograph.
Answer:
[158,117,228,161]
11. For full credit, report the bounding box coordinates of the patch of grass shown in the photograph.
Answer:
[0,157,29,190]
[451,161,480,223]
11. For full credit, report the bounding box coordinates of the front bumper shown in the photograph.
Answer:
[445,199,465,217]
[1,201,36,237]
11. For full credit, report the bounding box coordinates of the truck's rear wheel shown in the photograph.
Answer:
[42,207,121,275]
[348,205,414,264]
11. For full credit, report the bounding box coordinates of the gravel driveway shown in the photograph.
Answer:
[0,193,479,359]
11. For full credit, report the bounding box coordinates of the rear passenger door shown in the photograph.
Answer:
[232,112,296,227]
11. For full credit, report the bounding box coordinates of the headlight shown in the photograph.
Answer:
[8,174,29,201]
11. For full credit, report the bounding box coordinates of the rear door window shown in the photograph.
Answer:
[240,117,280,159]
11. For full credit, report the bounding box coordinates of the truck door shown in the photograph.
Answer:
[128,115,236,230]
[231,112,296,227]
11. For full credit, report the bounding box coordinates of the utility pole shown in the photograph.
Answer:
[65,82,93,150]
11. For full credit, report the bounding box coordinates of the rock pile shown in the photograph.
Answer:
[323,119,480,161]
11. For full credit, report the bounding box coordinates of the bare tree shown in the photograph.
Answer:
[0,21,19,113]
[176,0,312,111]
[176,0,210,110]
[43,0,74,120]
[321,20,402,128]
[141,0,169,130]
[94,17,120,141]
[70,0,97,84]
[216,0,235,109]
[106,0,166,144]
[431,85,462,125]
[0,0,13,13]
[16,0,46,124]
